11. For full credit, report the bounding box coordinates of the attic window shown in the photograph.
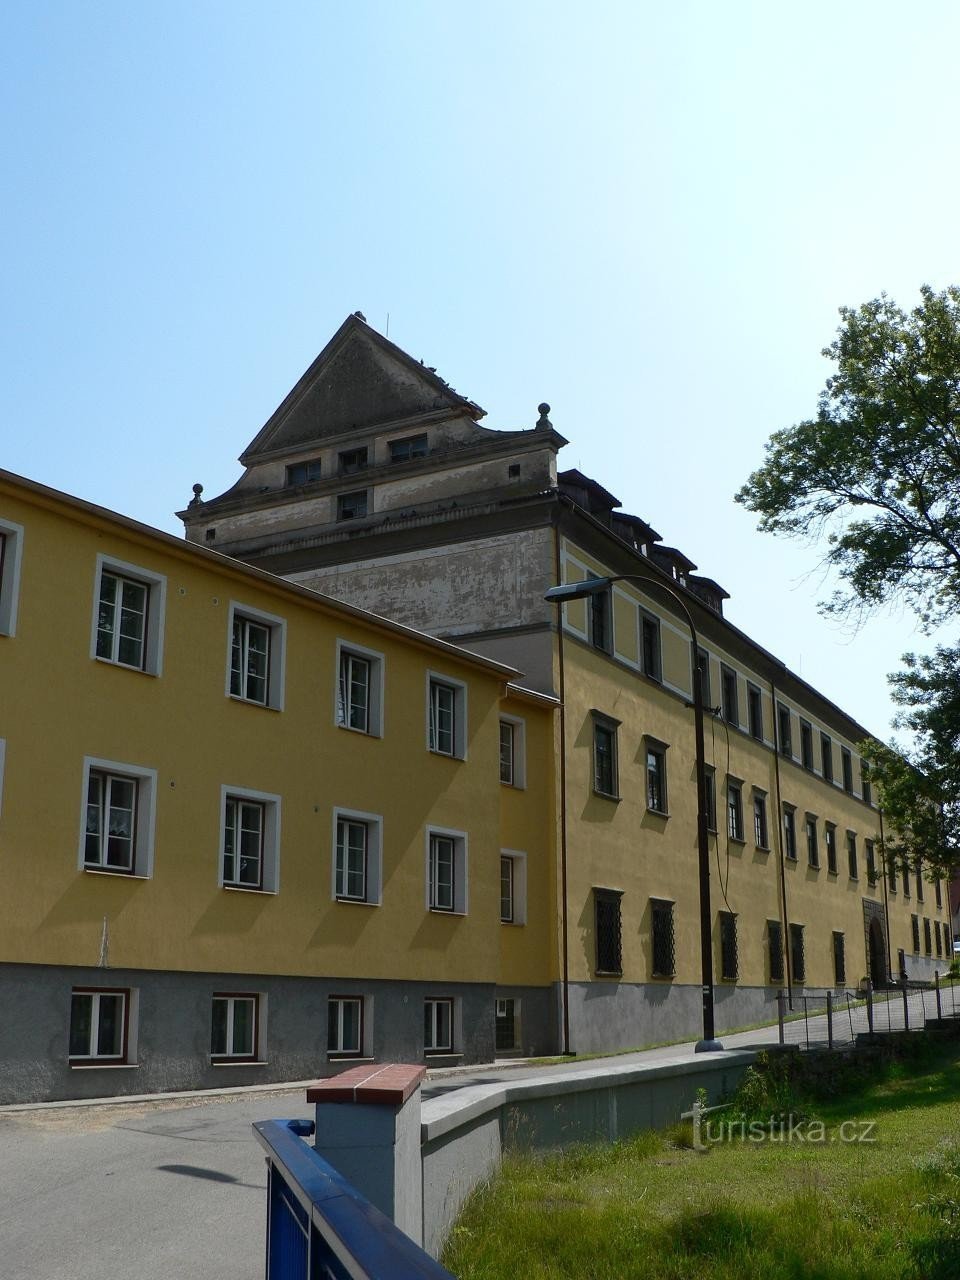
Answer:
[286,459,322,486]
[339,447,369,475]
[389,435,428,464]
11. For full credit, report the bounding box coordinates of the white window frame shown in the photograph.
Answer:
[79,757,157,879]
[500,849,528,925]
[68,986,139,1066]
[426,826,468,914]
[327,994,371,1058]
[91,554,167,676]
[498,714,526,788]
[210,992,267,1063]
[424,996,460,1054]
[426,672,467,759]
[226,601,286,711]
[335,639,384,737]
[331,807,383,905]
[0,518,25,638]
[219,785,281,894]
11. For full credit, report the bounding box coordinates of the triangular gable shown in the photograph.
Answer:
[241,314,485,462]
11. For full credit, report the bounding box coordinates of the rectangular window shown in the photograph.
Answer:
[790,923,805,984]
[211,993,260,1062]
[338,446,369,474]
[861,762,872,807]
[768,920,784,984]
[286,459,322,485]
[911,915,920,953]
[499,720,515,784]
[902,859,911,898]
[426,828,467,914]
[69,988,131,1063]
[783,806,797,860]
[389,434,429,464]
[593,714,619,798]
[646,743,667,814]
[800,720,814,770]
[695,648,712,708]
[935,877,942,909]
[594,889,623,974]
[720,912,738,981]
[651,899,675,977]
[223,797,265,890]
[754,791,768,848]
[747,684,763,740]
[495,998,519,1053]
[777,704,792,757]
[640,612,661,680]
[336,642,384,736]
[85,771,137,873]
[428,674,466,759]
[499,850,527,925]
[589,589,612,653]
[220,786,280,894]
[498,715,526,788]
[335,817,368,901]
[915,859,924,902]
[805,815,819,868]
[887,850,898,894]
[727,781,744,841]
[228,603,285,710]
[935,920,943,958]
[865,840,877,884]
[336,490,368,520]
[424,998,453,1053]
[924,918,932,956]
[92,556,166,675]
[825,823,837,875]
[841,748,853,793]
[833,932,846,986]
[821,733,834,783]
[847,832,858,880]
[81,759,156,878]
[328,997,363,1057]
[721,666,739,727]
[0,518,25,637]
[704,769,717,833]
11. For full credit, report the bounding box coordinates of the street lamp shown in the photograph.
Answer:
[545,574,723,1053]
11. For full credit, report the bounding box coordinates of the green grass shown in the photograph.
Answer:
[442,1040,960,1279]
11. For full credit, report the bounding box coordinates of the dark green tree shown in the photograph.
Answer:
[738,286,960,880]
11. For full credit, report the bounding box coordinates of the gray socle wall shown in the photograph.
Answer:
[0,963,508,1105]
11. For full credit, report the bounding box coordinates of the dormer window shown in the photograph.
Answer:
[286,459,322,486]
[339,447,369,475]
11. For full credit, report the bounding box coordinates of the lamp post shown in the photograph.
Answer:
[545,574,723,1053]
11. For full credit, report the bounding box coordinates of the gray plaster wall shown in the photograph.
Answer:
[0,963,500,1105]
[564,980,780,1055]
[493,984,557,1060]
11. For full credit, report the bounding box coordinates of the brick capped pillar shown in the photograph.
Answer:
[307,1064,426,1246]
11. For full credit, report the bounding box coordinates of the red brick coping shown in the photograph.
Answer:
[306,1064,426,1107]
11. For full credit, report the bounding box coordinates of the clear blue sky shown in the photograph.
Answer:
[4,1,960,739]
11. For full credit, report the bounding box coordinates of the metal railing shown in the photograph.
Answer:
[253,1118,455,1280]
[776,973,960,1051]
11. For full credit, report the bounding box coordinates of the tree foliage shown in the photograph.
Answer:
[736,285,960,628]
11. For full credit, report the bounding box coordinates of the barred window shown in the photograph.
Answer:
[911,914,920,953]
[790,923,805,984]
[768,920,784,984]
[832,931,846,986]
[594,889,623,974]
[720,912,738,981]
[651,899,675,977]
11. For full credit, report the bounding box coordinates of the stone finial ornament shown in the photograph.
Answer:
[188,483,204,508]
[536,403,552,430]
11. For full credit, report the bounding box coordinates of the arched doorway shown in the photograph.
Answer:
[868,916,887,988]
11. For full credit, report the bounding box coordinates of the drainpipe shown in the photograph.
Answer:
[552,526,572,1055]
[879,808,893,980]
[770,678,793,1005]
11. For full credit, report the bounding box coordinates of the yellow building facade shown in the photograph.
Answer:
[0,470,557,1103]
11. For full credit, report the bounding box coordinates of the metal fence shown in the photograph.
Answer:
[253,1118,455,1280]
[776,974,960,1051]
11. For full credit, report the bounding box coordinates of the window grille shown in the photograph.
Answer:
[720,912,738,981]
[768,920,784,983]
[651,899,675,976]
[594,890,622,974]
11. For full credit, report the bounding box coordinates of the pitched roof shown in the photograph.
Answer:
[240,314,485,462]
